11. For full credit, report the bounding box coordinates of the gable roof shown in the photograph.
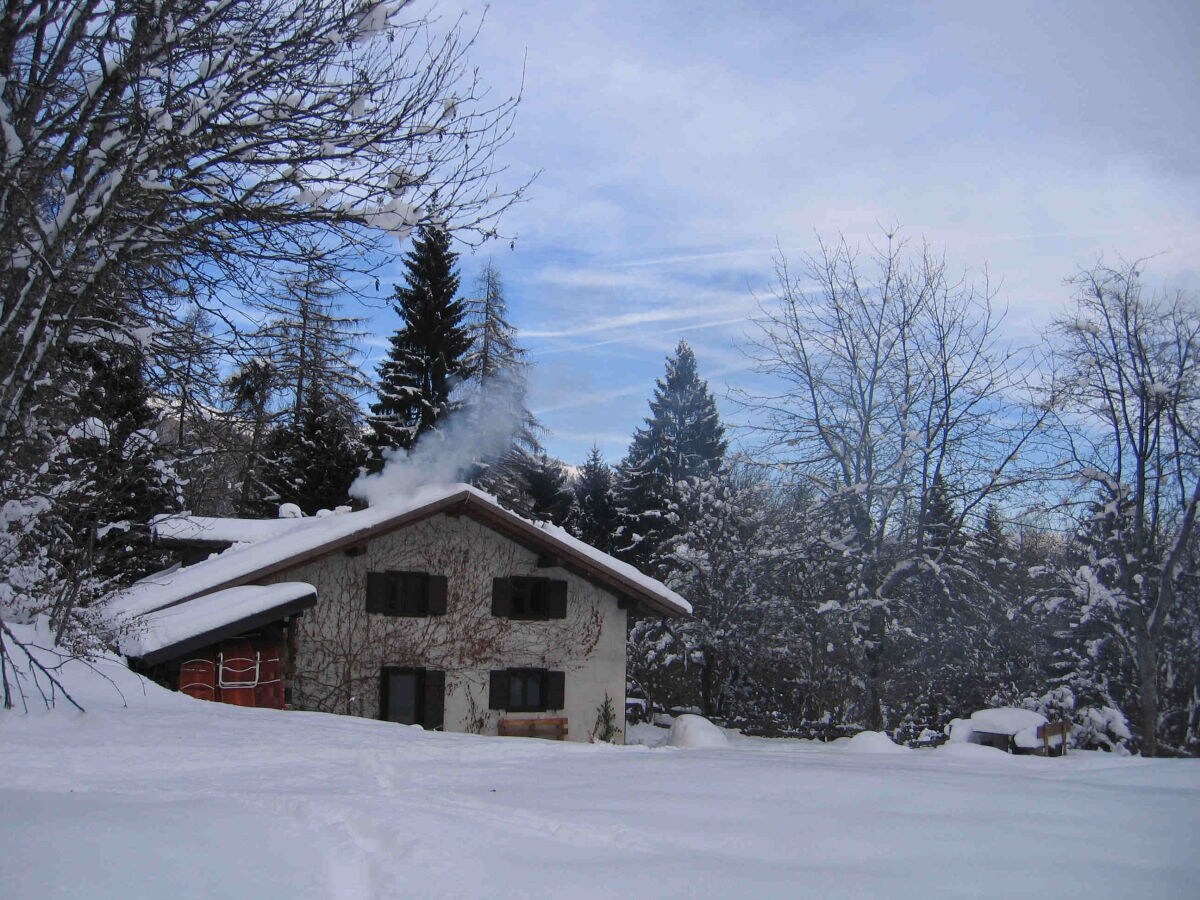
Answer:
[109,485,690,624]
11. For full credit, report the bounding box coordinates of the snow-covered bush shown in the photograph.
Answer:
[1021,687,1132,754]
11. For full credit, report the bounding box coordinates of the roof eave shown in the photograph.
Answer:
[131,592,317,666]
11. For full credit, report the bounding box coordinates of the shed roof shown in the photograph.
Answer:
[111,485,690,625]
[120,582,317,665]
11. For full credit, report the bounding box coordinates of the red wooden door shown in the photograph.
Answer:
[179,656,217,702]
[255,644,284,709]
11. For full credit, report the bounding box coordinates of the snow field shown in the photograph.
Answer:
[2,640,1197,898]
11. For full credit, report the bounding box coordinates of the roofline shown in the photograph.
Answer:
[133,591,317,666]
[150,491,687,619]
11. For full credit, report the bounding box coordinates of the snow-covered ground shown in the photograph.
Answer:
[3,633,1197,899]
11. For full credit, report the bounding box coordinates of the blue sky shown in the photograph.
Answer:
[365,0,1200,467]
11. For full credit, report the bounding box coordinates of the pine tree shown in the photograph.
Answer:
[520,452,575,526]
[921,474,963,552]
[569,447,620,553]
[367,226,471,466]
[259,387,364,515]
[52,339,180,591]
[616,341,727,573]
[225,359,280,515]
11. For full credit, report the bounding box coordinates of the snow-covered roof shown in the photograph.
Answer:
[965,708,1047,736]
[120,583,317,665]
[110,484,690,626]
[946,707,1052,750]
[151,513,323,548]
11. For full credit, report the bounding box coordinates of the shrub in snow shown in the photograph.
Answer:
[1022,688,1133,754]
[668,714,729,748]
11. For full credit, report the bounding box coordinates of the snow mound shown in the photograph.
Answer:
[626,721,671,748]
[938,742,1015,763]
[668,714,729,748]
[843,730,907,754]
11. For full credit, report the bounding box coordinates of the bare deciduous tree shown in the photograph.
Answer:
[0,0,527,465]
[738,230,1046,730]
[1048,261,1200,755]
[0,1,529,662]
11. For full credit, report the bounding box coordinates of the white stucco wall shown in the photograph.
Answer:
[263,513,628,743]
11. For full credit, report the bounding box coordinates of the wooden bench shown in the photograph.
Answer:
[1037,720,1070,756]
[499,717,568,741]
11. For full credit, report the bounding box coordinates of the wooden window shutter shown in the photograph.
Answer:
[426,575,448,615]
[378,666,393,719]
[547,580,568,619]
[366,573,390,614]
[491,577,512,617]
[423,670,446,730]
[488,670,508,710]
[546,671,566,710]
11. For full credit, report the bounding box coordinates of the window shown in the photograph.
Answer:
[491,577,567,620]
[366,571,447,617]
[380,667,445,729]
[488,668,565,712]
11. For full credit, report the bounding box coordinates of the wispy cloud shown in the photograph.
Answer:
[435,0,1200,465]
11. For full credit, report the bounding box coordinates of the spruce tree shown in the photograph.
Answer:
[616,341,727,572]
[225,359,280,515]
[569,447,619,553]
[367,226,471,466]
[520,452,575,526]
[259,387,364,515]
[55,340,180,587]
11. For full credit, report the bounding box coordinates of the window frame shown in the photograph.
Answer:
[489,668,566,713]
[506,667,548,713]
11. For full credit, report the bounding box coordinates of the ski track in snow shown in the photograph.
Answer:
[2,652,1198,898]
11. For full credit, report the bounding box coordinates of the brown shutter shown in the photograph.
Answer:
[378,666,392,719]
[547,580,568,619]
[366,572,389,614]
[491,578,512,616]
[426,575,448,615]
[423,670,445,730]
[546,671,565,710]
[488,670,508,710]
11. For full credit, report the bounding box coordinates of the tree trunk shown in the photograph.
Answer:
[700,646,716,719]
[865,608,885,731]
[1136,628,1159,756]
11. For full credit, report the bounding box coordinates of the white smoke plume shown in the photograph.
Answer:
[350,373,524,508]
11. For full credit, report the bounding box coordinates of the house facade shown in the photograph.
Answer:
[110,486,690,744]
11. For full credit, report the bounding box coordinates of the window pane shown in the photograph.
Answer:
[387,671,420,725]
[509,672,524,709]
[526,673,541,709]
